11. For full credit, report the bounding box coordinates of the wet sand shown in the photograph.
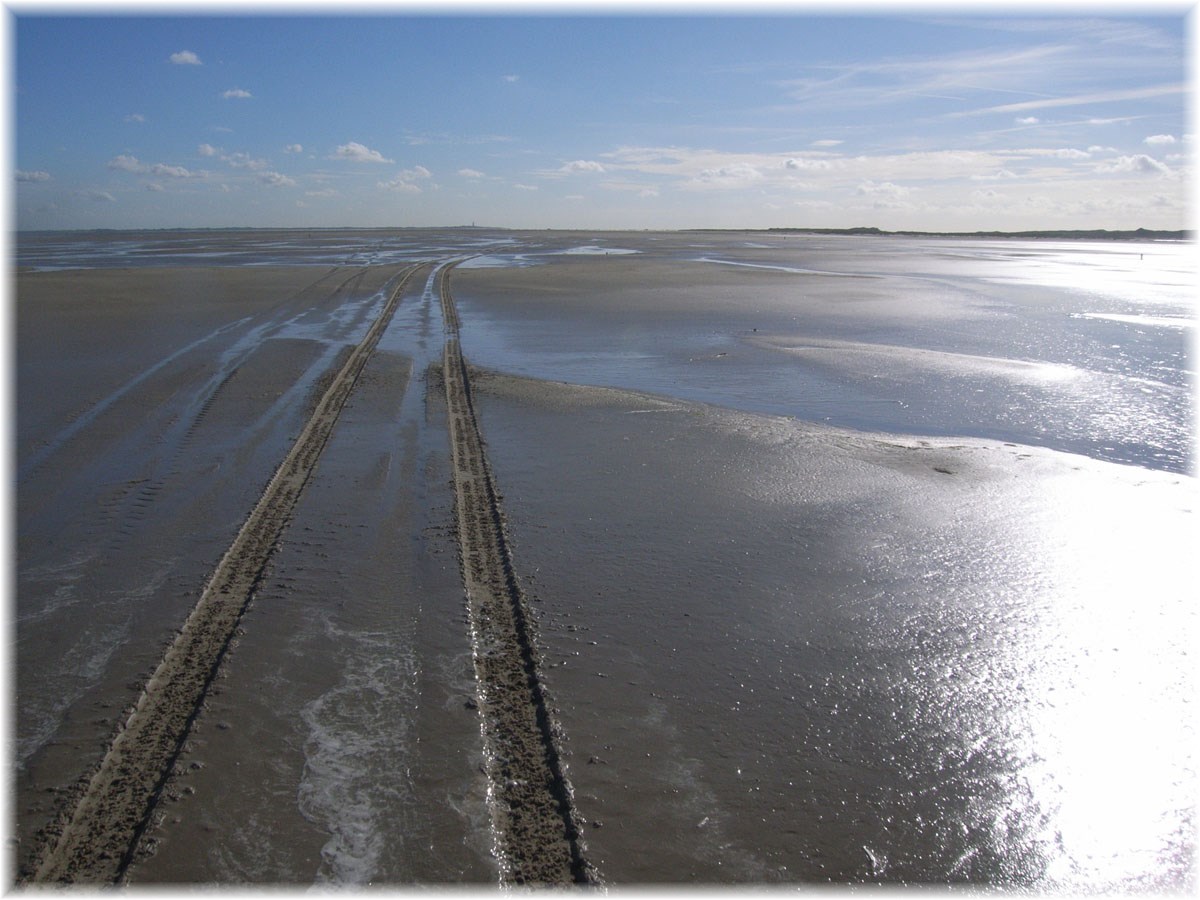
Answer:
[13,232,1195,888]
[467,367,1193,885]
[15,262,414,878]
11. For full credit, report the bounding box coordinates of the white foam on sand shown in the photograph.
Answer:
[297,616,420,885]
[555,245,640,256]
[457,254,543,269]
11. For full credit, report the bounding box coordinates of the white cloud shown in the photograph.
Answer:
[970,169,1019,181]
[16,170,51,183]
[379,178,421,193]
[149,163,194,178]
[223,152,269,171]
[222,88,252,99]
[639,188,659,198]
[856,180,911,198]
[305,188,337,198]
[332,142,393,163]
[502,74,520,83]
[145,182,165,192]
[78,189,116,202]
[1096,154,1171,175]
[561,159,606,174]
[786,157,835,171]
[198,144,219,157]
[170,50,201,65]
[1019,147,1091,159]
[514,183,539,191]
[107,154,144,172]
[108,154,196,178]
[258,171,296,187]
[1015,116,1040,125]
[458,168,486,178]
[378,166,432,192]
[1087,145,1118,154]
[687,164,763,187]
[1144,134,1177,145]
[811,139,843,148]
[284,144,304,154]
[124,113,146,123]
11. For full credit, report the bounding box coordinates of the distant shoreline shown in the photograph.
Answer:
[12,225,1191,242]
[734,226,1191,242]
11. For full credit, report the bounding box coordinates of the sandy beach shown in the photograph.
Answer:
[12,229,1195,888]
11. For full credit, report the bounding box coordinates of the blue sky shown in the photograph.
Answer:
[10,9,1192,231]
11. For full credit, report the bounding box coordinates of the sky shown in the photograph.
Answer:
[8,5,1194,232]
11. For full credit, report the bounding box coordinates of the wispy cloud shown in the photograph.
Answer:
[78,189,116,202]
[169,50,201,65]
[958,17,1180,53]
[284,144,304,154]
[15,169,50,182]
[954,83,1185,118]
[502,74,519,83]
[779,44,1070,113]
[458,168,486,178]
[1144,134,1176,145]
[222,88,252,100]
[124,113,146,123]
[332,142,393,164]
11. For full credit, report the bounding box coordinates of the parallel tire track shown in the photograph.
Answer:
[439,263,598,886]
[27,265,421,884]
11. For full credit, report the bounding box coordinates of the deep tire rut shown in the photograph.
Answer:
[27,265,421,884]
[439,263,598,886]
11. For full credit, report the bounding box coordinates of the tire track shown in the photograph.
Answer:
[438,263,598,886]
[26,265,422,885]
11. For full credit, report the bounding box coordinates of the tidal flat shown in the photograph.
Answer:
[12,228,1195,888]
